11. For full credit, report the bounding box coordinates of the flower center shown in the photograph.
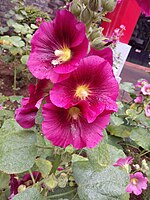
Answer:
[146,88,150,93]
[131,178,138,185]
[75,85,90,100]
[51,47,72,66]
[68,107,81,120]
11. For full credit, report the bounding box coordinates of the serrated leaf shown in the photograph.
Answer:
[130,127,150,150]
[73,162,129,200]
[12,187,46,200]
[35,158,52,178]
[0,119,37,174]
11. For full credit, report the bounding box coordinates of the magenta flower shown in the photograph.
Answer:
[88,47,113,65]
[134,95,143,104]
[135,79,148,88]
[50,56,119,123]
[144,104,150,117]
[126,172,148,196]
[15,79,51,128]
[42,99,110,149]
[136,0,150,16]
[9,172,41,199]
[113,156,133,172]
[36,17,45,26]
[27,10,88,83]
[141,84,150,95]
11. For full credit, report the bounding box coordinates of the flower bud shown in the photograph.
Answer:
[80,7,91,24]
[88,0,101,12]
[141,159,149,172]
[102,0,117,12]
[91,37,107,49]
[89,29,103,41]
[70,1,82,17]
[82,0,89,5]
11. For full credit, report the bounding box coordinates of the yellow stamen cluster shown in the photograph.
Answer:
[75,85,90,100]
[68,107,81,120]
[52,47,72,66]
[131,178,138,185]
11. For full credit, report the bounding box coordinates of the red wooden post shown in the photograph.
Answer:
[101,0,141,44]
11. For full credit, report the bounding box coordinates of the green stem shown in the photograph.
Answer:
[47,188,77,199]
[35,144,53,149]
[139,150,150,158]
[50,154,61,175]
[29,169,35,184]
[13,65,17,95]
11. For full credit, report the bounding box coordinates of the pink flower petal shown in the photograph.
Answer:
[42,100,110,149]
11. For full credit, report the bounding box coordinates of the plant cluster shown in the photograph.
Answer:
[0,0,150,200]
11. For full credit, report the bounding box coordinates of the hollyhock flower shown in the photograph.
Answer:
[113,156,133,172]
[50,56,119,123]
[42,99,110,149]
[134,95,143,104]
[88,47,113,65]
[27,9,88,83]
[8,172,41,199]
[135,79,148,88]
[136,0,150,16]
[126,172,148,196]
[141,84,150,96]
[144,104,150,117]
[15,79,51,128]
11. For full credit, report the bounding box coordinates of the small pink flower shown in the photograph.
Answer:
[42,99,110,149]
[28,10,88,83]
[135,79,148,88]
[113,156,133,169]
[0,104,3,110]
[36,17,45,26]
[144,104,150,117]
[141,84,150,95]
[126,172,148,196]
[136,0,150,16]
[134,95,143,103]
[50,56,119,123]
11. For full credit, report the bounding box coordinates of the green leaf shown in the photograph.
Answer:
[12,187,46,200]
[20,55,29,65]
[107,125,131,138]
[0,119,37,173]
[130,127,150,150]
[0,172,9,189]
[9,96,23,103]
[35,158,52,178]
[73,162,129,200]
[86,133,110,170]
[7,19,15,27]
[44,174,58,189]
[120,82,134,93]
[72,154,88,163]
[31,24,38,29]
[110,114,124,126]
